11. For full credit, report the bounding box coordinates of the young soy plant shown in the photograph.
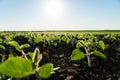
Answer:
[70,37,107,67]
[0,41,59,80]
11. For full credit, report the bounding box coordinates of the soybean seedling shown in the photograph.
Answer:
[71,37,107,67]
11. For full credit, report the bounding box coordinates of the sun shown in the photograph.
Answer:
[41,0,66,18]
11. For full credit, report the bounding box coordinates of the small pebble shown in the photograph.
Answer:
[65,75,74,80]
[59,54,64,58]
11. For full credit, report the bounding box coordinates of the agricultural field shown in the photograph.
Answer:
[0,31,120,80]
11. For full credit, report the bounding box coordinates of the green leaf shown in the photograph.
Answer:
[0,38,3,44]
[38,63,53,78]
[98,40,105,51]
[71,49,85,60]
[8,41,21,51]
[16,47,21,52]
[32,48,42,66]
[79,40,85,46]
[8,41,20,48]
[8,53,17,58]
[87,39,93,44]
[43,34,47,38]
[32,48,39,63]
[51,42,57,47]
[28,52,34,60]
[20,44,30,49]
[77,40,88,47]
[35,54,42,67]
[93,50,107,60]
[66,38,70,44]
[34,37,43,43]
[0,54,5,62]
[61,36,66,41]
[0,45,6,50]
[0,57,33,78]
[76,41,84,48]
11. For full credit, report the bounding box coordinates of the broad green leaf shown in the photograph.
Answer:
[8,41,21,51]
[0,45,6,50]
[34,37,43,43]
[77,40,88,47]
[93,50,107,60]
[61,36,66,41]
[98,40,105,51]
[38,63,53,78]
[87,39,93,45]
[20,44,30,49]
[8,41,20,48]
[8,53,17,58]
[76,41,83,48]
[0,57,33,78]
[87,39,93,43]
[71,49,85,60]
[79,40,85,46]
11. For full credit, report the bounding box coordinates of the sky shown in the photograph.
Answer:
[0,0,120,31]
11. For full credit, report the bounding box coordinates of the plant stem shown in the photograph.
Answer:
[85,46,91,67]
[84,34,91,67]
[21,50,28,60]
[59,35,61,43]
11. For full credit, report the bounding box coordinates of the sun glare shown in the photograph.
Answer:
[41,0,66,18]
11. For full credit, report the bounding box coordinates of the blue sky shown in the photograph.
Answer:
[0,0,120,31]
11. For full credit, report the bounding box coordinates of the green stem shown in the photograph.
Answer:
[84,46,91,67]
[21,50,28,60]
[59,35,61,43]
[84,34,91,67]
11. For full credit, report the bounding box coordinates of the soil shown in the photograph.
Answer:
[43,39,120,80]
[0,35,120,80]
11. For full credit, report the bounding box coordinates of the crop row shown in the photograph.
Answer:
[0,32,120,80]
